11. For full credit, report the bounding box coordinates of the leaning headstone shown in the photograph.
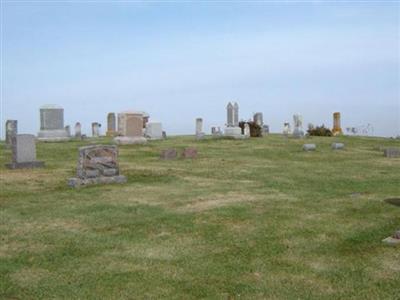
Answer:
[160,148,177,160]
[384,148,400,158]
[5,134,45,169]
[5,120,17,147]
[37,104,70,141]
[74,122,82,138]
[293,114,304,138]
[67,145,126,188]
[106,113,117,136]
[196,118,205,139]
[303,144,316,151]
[145,122,163,139]
[182,147,198,159]
[92,122,101,137]
[332,143,345,150]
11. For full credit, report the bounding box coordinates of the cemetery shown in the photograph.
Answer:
[1,106,399,299]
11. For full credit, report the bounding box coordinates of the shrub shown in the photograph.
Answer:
[239,121,262,137]
[307,124,333,137]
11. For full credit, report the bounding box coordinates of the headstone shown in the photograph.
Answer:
[37,104,70,141]
[212,126,223,137]
[253,112,263,126]
[224,102,244,139]
[145,122,163,139]
[332,112,343,136]
[303,144,316,151]
[65,125,71,137]
[92,122,101,137]
[67,145,126,188]
[160,148,177,160]
[114,112,147,144]
[293,114,304,138]
[5,120,17,147]
[74,122,82,138]
[283,122,291,136]
[196,118,205,139]
[332,143,345,150]
[5,134,44,169]
[182,147,198,159]
[384,148,400,158]
[244,123,251,138]
[106,113,117,136]
[162,131,167,139]
[262,125,269,135]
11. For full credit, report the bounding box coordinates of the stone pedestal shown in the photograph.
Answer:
[224,127,245,139]
[37,105,70,141]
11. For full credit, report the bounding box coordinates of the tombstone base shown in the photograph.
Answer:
[68,175,127,188]
[5,161,45,169]
[224,127,246,139]
[114,136,147,145]
[37,129,70,141]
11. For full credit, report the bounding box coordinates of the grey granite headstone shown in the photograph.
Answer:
[303,144,316,151]
[5,120,17,147]
[332,143,345,150]
[196,118,205,139]
[75,122,82,138]
[253,112,263,126]
[5,134,44,169]
[384,148,400,158]
[68,145,126,187]
[37,104,70,141]
[293,114,304,138]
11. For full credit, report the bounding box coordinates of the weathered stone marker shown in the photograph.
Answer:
[384,148,400,158]
[115,112,147,144]
[75,122,82,138]
[196,118,205,139]
[293,114,304,138]
[68,145,126,187]
[182,147,198,159]
[224,102,244,139]
[106,113,116,136]
[332,112,343,136]
[5,120,17,147]
[5,134,44,169]
[92,122,101,137]
[37,104,70,141]
[382,230,400,246]
[303,144,316,151]
[160,148,178,160]
[145,122,163,139]
[332,143,345,150]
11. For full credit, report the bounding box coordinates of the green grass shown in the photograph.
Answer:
[1,134,399,299]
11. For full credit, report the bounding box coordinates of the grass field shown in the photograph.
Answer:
[1,134,399,299]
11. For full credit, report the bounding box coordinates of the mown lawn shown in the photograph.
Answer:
[0,134,399,299]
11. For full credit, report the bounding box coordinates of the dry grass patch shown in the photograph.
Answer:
[11,267,52,288]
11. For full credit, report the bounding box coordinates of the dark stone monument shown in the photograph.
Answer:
[68,145,126,187]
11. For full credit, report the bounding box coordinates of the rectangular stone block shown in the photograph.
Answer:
[384,148,400,158]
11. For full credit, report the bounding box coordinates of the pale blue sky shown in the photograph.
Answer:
[1,1,399,137]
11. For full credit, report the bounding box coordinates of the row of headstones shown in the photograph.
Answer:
[195,103,269,140]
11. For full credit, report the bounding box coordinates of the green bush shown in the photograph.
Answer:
[239,121,262,137]
[307,124,333,136]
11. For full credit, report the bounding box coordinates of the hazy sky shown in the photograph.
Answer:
[1,1,399,138]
